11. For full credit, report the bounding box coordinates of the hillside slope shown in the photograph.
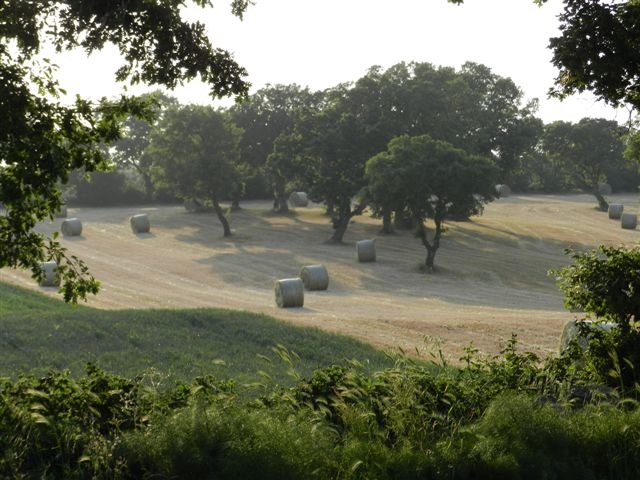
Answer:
[3,194,639,362]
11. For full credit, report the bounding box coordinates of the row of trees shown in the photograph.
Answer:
[92,62,533,268]
[86,62,637,270]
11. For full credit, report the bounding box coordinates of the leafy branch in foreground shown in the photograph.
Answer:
[0,1,251,302]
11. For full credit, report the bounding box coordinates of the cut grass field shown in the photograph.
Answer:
[2,193,640,365]
[0,281,395,386]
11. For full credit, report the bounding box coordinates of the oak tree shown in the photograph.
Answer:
[366,135,497,270]
[148,105,242,237]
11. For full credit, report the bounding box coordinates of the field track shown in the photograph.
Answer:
[3,194,640,363]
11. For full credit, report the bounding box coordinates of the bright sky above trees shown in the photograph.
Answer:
[52,0,631,124]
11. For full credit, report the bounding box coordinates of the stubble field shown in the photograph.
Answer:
[3,193,639,363]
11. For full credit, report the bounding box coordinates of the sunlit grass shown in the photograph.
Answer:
[0,281,394,386]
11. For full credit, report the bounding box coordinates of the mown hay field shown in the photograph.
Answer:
[3,193,639,362]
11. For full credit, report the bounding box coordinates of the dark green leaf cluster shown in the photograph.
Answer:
[553,245,640,328]
[551,245,640,393]
[0,364,236,478]
[0,1,251,302]
[550,0,640,109]
[365,134,498,268]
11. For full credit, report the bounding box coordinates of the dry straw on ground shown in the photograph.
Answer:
[299,264,329,291]
[10,194,640,363]
[130,213,151,234]
[608,204,623,219]
[61,218,82,236]
[39,261,60,287]
[356,239,376,262]
[288,192,309,207]
[274,278,304,308]
[621,212,637,229]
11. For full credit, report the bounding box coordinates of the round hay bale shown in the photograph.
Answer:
[55,205,68,218]
[130,213,151,233]
[608,203,623,219]
[621,212,637,230]
[288,191,309,207]
[184,198,207,212]
[299,264,329,291]
[559,320,615,354]
[39,261,60,287]
[356,239,376,263]
[61,217,82,236]
[495,184,511,197]
[274,278,304,308]
[598,183,612,195]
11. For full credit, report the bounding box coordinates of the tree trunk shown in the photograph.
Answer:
[425,246,437,271]
[212,198,232,237]
[141,172,154,201]
[271,175,289,213]
[230,185,242,211]
[380,207,394,234]
[328,201,365,243]
[329,213,350,243]
[273,194,289,213]
[325,200,335,217]
[394,209,414,230]
[417,214,443,272]
[592,186,609,211]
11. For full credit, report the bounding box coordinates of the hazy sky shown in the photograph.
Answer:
[54,0,632,124]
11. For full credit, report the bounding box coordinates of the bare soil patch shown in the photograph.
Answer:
[3,194,640,362]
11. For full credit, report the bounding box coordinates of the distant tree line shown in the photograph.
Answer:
[77,61,638,217]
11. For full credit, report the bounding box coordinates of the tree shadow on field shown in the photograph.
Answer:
[56,206,172,226]
[169,205,324,248]
[450,219,637,254]
[60,235,86,242]
[194,245,349,293]
[134,232,156,239]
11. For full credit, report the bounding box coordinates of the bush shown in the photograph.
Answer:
[3,337,640,479]
[446,394,640,479]
[68,171,147,206]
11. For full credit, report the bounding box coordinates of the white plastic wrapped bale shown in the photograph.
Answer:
[274,278,304,308]
[130,213,151,233]
[288,192,309,207]
[184,198,206,212]
[356,239,376,262]
[621,212,637,229]
[299,264,329,291]
[39,261,60,287]
[61,217,82,236]
[559,320,615,354]
[608,203,623,219]
[495,184,511,197]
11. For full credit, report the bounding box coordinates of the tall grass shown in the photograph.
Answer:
[0,281,394,386]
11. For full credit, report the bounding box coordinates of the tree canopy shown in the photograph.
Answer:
[366,135,497,270]
[450,0,639,112]
[148,105,242,237]
[0,1,250,302]
[541,117,626,209]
